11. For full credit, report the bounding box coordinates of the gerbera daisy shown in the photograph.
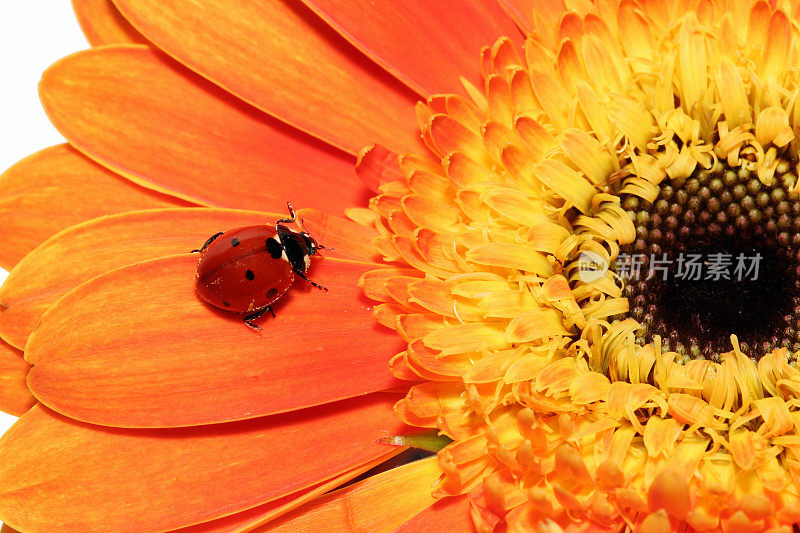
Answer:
[4,0,800,531]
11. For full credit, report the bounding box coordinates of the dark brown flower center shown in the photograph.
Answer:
[617,161,800,361]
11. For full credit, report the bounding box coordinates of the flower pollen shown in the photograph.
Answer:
[620,159,800,362]
[356,1,800,531]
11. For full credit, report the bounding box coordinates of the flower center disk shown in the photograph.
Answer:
[619,159,800,361]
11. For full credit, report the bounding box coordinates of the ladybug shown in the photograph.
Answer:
[193,204,326,330]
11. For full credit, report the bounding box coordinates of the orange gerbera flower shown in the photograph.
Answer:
[4,0,800,531]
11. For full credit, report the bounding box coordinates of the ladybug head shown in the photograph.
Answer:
[300,232,320,257]
[277,225,321,273]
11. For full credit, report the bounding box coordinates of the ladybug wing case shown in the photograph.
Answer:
[196,225,295,313]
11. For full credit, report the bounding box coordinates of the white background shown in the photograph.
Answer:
[0,5,91,440]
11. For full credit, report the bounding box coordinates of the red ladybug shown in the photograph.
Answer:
[194,204,326,330]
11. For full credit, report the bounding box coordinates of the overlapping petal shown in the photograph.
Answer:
[0,208,269,350]
[111,0,422,155]
[0,144,184,269]
[0,207,380,350]
[72,0,148,45]
[496,0,536,31]
[40,46,367,215]
[299,0,520,95]
[263,456,441,532]
[0,340,35,417]
[395,494,474,533]
[26,255,404,427]
[174,452,402,532]
[0,398,405,532]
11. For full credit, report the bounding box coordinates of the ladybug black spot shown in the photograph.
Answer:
[266,288,279,298]
[266,238,283,259]
[245,269,255,281]
[223,301,230,307]
[231,237,240,247]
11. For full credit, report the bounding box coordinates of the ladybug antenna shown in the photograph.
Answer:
[276,202,297,231]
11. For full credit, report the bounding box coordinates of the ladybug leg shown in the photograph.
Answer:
[191,232,224,253]
[243,307,270,330]
[296,271,328,292]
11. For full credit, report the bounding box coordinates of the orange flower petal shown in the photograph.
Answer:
[300,0,519,95]
[297,208,382,263]
[0,525,19,533]
[0,208,271,350]
[40,46,366,215]
[26,255,404,427]
[0,398,404,531]
[395,494,474,532]
[71,0,148,45]
[647,469,689,521]
[174,486,326,533]
[0,340,35,417]
[174,450,400,532]
[496,0,535,32]
[112,0,421,155]
[357,145,404,193]
[263,456,440,532]
[0,144,183,269]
